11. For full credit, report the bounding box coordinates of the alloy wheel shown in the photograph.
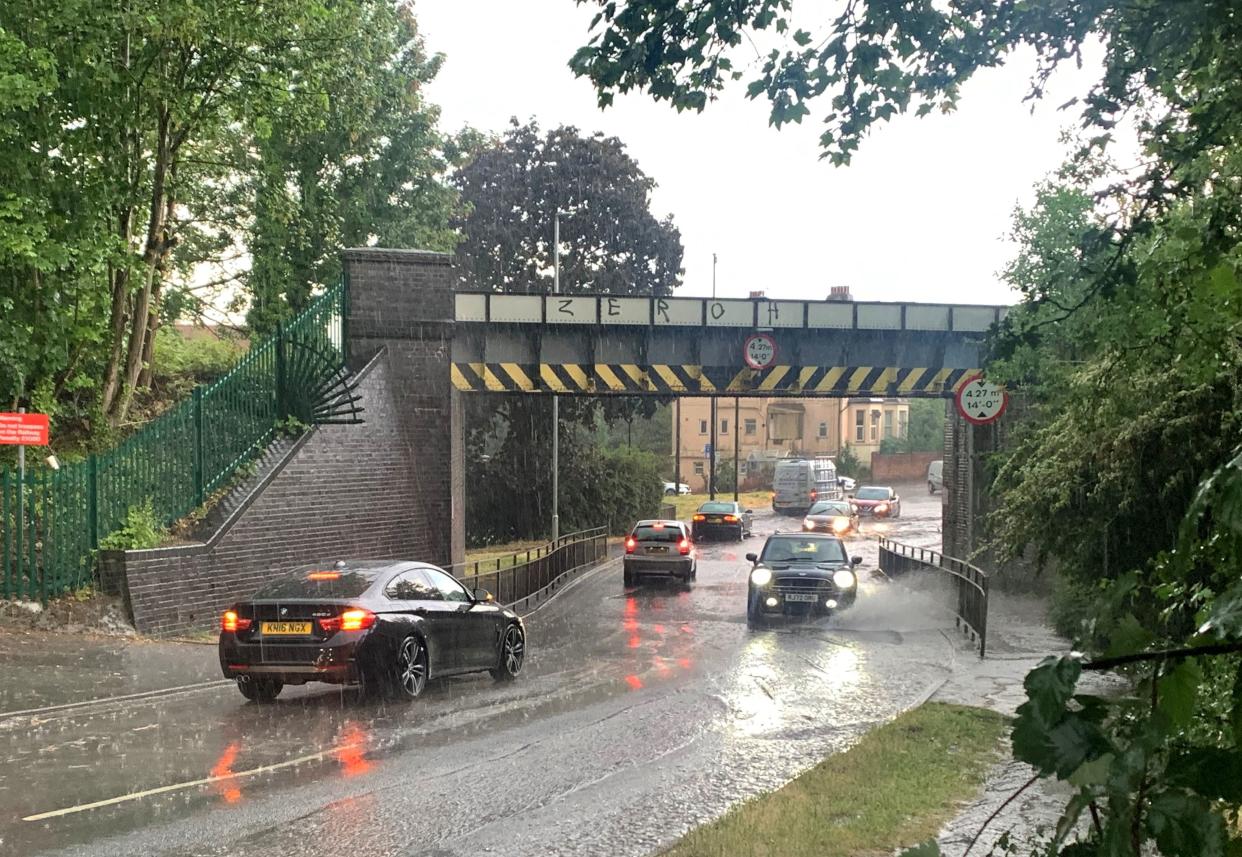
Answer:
[397,637,427,699]
[503,625,525,676]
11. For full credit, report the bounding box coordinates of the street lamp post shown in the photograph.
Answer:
[552,211,561,542]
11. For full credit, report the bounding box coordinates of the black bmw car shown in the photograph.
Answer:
[219,560,526,702]
[745,533,862,627]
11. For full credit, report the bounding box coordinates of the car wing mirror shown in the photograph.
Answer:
[851,556,863,566]
[745,553,758,563]
[473,588,494,603]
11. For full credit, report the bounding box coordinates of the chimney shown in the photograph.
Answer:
[749,290,766,299]
[827,285,853,302]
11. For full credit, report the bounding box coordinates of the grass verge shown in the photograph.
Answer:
[668,490,773,521]
[663,702,1006,857]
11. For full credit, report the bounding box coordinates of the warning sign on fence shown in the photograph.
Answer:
[0,412,49,445]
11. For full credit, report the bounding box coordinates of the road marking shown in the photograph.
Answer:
[0,680,232,722]
[23,745,358,821]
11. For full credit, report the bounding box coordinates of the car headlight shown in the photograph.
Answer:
[750,567,772,586]
[832,518,849,532]
[802,517,815,530]
[833,569,856,588]
[876,503,889,513]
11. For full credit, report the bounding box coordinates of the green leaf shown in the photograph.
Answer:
[1145,789,1226,857]
[1068,753,1113,787]
[1166,749,1242,802]
[1024,656,1083,723]
[1157,659,1201,728]
[1105,613,1153,657]
[1201,580,1242,637]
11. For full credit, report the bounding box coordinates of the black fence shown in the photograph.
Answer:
[451,527,609,609]
[878,537,990,657]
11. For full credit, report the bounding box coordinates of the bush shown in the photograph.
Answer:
[98,499,164,551]
[152,328,246,384]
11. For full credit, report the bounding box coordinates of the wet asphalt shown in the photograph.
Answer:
[0,486,963,857]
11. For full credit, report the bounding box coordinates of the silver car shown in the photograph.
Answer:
[623,520,696,587]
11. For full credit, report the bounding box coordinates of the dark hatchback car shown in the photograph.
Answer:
[691,501,754,541]
[745,533,862,627]
[219,561,526,703]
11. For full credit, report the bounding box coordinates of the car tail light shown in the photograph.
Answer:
[724,514,739,523]
[221,610,251,632]
[320,608,375,633]
[625,537,637,554]
[340,608,375,631]
[307,571,340,580]
[678,538,691,556]
[692,514,706,521]
[652,522,665,529]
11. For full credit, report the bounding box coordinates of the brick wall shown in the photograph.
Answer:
[871,451,941,482]
[110,248,467,634]
[114,355,436,634]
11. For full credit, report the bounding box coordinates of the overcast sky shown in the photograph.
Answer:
[417,1,1103,307]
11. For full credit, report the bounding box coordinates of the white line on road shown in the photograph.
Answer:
[0,680,232,722]
[22,745,359,822]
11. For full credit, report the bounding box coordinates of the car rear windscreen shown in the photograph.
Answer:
[633,525,683,542]
[698,502,735,513]
[252,569,379,599]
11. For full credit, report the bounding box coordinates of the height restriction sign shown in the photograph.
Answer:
[955,374,1008,425]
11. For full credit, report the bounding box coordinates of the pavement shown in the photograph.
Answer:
[0,484,1071,857]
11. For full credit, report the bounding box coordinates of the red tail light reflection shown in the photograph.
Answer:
[210,742,243,804]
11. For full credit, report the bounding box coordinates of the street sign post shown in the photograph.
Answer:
[955,374,1008,425]
[2,410,49,575]
[743,333,778,370]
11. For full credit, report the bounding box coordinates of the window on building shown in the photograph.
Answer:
[739,461,748,474]
[884,410,894,438]
[693,461,705,475]
[870,410,880,442]
[818,421,828,438]
[721,419,729,435]
[699,419,708,434]
[855,409,865,442]
[899,410,909,438]
[744,418,757,436]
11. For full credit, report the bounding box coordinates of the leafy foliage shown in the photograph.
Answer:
[0,0,459,439]
[98,499,164,552]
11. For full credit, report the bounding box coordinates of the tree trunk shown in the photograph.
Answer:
[99,265,131,416]
[109,110,173,425]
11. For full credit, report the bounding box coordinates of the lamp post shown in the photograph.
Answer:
[552,211,561,542]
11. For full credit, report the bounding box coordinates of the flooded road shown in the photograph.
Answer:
[1,486,961,857]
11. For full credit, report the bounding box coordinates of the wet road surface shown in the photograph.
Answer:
[1,486,963,857]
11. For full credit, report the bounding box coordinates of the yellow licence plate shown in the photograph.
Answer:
[260,621,312,635]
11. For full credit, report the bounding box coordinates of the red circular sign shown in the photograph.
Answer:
[955,373,1009,424]
[743,333,778,370]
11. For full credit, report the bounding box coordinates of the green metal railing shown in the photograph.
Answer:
[1,282,352,602]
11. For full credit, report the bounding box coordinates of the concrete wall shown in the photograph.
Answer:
[871,451,940,483]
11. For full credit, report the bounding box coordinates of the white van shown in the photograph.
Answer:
[773,458,840,514]
[927,460,944,494]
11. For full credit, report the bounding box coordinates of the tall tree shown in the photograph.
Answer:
[454,121,682,296]
[0,0,462,437]
[454,122,683,540]
[245,2,460,334]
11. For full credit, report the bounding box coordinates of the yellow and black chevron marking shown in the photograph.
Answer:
[451,363,979,396]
